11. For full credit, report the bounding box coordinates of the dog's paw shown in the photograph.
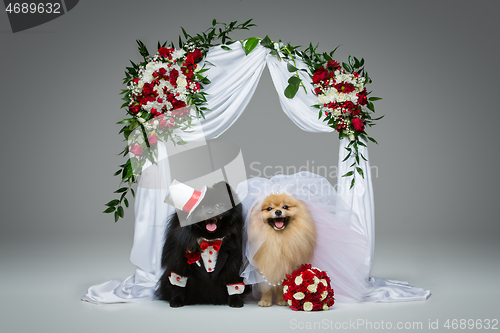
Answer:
[228,296,244,308]
[169,298,185,308]
[276,299,287,306]
[258,299,272,307]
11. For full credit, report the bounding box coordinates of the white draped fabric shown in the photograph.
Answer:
[82,43,430,304]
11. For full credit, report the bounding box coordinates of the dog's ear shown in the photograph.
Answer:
[211,181,236,208]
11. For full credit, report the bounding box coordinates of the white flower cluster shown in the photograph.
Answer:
[315,70,366,141]
[316,70,365,106]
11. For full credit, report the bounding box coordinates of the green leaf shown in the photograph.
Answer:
[342,152,352,162]
[284,84,299,99]
[367,101,375,111]
[342,171,354,177]
[103,207,115,214]
[131,188,135,197]
[114,210,120,222]
[349,178,355,189]
[288,75,301,86]
[117,206,124,218]
[114,170,121,176]
[114,187,128,193]
[106,199,120,207]
[358,140,367,147]
[368,136,379,144]
[356,167,365,178]
[212,19,217,26]
[200,77,211,84]
[244,37,259,55]
[318,110,323,119]
[221,45,231,50]
[287,63,299,72]
[342,62,352,72]
[372,115,385,121]
[261,35,272,48]
[368,97,382,101]
[124,197,129,208]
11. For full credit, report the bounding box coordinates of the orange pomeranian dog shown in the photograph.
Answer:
[248,193,316,307]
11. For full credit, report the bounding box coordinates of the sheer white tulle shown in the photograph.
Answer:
[237,172,373,303]
[82,43,430,304]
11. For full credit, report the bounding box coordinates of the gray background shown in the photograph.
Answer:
[1,0,499,332]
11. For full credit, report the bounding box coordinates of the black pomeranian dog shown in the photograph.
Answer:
[156,181,247,307]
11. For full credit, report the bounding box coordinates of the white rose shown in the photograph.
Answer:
[288,300,292,306]
[176,76,187,88]
[320,279,327,286]
[283,285,288,294]
[307,284,317,293]
[313,276,320,285]
[295,276,303,285]
[320,290,328,301]
[323,303,329,311]
[303,302,313,312]
[293,292,305,300]
[349,134,355,141]
[317,94,329,105]
[171,49,186,60]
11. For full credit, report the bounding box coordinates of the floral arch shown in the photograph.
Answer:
[83,20,429,304]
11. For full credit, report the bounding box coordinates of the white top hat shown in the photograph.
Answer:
[164,179,207,218]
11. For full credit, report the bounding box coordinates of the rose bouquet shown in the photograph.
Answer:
[124,43,207,173]
[282,264,335,311]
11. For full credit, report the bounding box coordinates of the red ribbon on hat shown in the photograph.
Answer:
[200,239,222,252]
[182,189,202,213]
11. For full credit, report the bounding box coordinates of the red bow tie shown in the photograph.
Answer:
[200,239,222,252]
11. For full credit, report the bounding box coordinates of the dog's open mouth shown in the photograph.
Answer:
[268,217,289,230]
[205,217,222,232]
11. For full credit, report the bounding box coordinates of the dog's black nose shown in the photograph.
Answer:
[275,210,282,216]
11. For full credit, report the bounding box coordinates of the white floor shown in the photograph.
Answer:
[1,232,499,333]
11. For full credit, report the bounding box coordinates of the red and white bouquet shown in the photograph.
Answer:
[123,43,211,174]
[282,264,335,311]
[313,60,368,141]
[127,45,203,120]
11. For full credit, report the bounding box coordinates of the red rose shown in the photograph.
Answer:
[184,53,195,66]
[159,118,175,130]
[357,89,368,105]
[326,60,340,70]
[185,251,201,265]
[350,107,361,117]
[352,117,365,132]
[129,105,141,114]
[191,49,203,60]
[132,78,140,84]
[158,47,174,56]
[147,133,157,145]
[169,68,179,86]
[335,82,355,94]
[142,82,156,95]
[130,144,142,157]
[172,99,187,110]
[312,67,328,84]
